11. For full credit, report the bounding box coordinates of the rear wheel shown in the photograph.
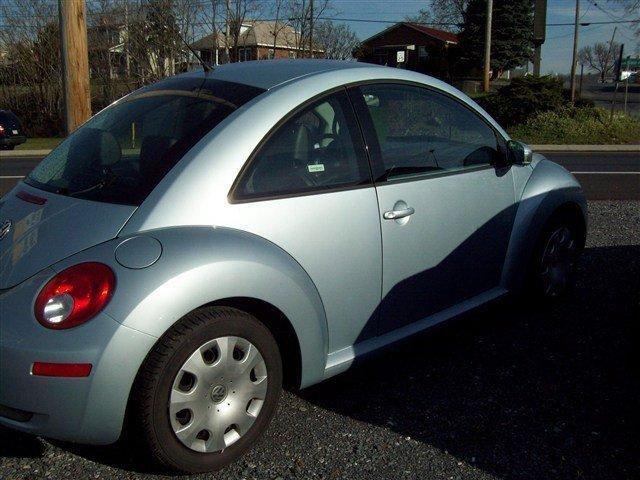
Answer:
[131,307,282,473]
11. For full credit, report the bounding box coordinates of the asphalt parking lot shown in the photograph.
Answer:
[1,199,638,479]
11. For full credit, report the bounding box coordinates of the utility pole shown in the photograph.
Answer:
[124,2,130,77]
[570,0,580,102]
[225,0,230,62]
[309,0,314,59]
[610,43,624,120]
[605,26,618,77]
[483,0,493,92]
[59,0,91,134]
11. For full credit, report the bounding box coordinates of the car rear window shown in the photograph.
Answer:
[0,111,21,127]
[25,77,264,205]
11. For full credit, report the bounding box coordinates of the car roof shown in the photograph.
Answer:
[179,59,381,90]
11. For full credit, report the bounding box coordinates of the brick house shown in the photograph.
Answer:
[355,22,458,79]
[192,21,324,65]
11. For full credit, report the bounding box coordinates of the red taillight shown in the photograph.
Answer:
[0,125,5,136]
[32,362,92,377]
[35,263,116,329]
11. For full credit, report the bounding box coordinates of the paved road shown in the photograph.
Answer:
[1,200,638,480]
[542,152,639,201]
[1,152,637,200]
[566,77,640,118]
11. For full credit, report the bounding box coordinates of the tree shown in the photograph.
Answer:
[578,41,622,82]
[227,0,264,62]
[608,1,640,45]
[314,21,358,60]
[269,0,290,54]
[457,0,534,79]
[406,0,468,31]
[286,0,333,57]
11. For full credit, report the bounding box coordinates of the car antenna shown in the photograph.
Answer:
[170,24,213,73]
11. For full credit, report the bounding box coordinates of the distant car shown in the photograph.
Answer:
[0,60,587,473]
[0,110,26,150]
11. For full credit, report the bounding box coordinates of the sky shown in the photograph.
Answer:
[330,0,639,74]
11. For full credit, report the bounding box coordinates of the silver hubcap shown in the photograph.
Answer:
[539,226,577,297]
[169,336,268,453]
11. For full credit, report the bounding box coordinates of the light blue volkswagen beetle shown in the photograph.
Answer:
[0,60,586,473]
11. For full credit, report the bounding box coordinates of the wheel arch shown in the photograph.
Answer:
[207,297,302,389]
[502,159,587,292]
[547,201,587,249]
[104,226,328,390]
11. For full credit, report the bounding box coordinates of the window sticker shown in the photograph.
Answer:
[308,164,325,173]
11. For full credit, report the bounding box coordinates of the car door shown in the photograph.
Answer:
[224,89,382,353]
[349,83,518,335]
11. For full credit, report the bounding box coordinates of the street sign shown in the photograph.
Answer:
[621,57,640,69]
[533,0,547,44]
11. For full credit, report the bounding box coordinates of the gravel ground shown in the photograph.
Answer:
[1,201,639,480]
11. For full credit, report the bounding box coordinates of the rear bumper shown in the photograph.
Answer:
[0,135,26,147]
[0,270,157,445]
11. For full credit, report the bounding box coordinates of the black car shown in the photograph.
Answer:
[0,110,26,150]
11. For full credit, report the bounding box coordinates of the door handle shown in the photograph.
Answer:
[383,206,415,220]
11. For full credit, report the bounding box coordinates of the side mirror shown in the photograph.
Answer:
[507,140,533,165]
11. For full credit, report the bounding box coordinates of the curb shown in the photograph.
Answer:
[1,149,53,157]
[531,144,640,153]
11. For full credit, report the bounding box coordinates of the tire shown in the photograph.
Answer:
[131,306,282,473]
[526,214,583,302]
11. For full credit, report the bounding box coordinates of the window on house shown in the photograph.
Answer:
[238,48,251,62]
[418,46,428,62]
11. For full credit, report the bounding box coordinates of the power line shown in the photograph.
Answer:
[589,0,626,22]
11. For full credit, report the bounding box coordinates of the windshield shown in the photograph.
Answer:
[25,77,264,205]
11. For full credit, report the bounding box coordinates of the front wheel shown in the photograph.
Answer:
[528,217,582,300]
[131,307,282,473]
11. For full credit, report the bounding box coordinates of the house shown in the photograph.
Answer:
[87,6,190,80]
[355,22,458,78]
[191,21,324,65]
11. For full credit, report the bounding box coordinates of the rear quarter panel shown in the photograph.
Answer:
[52,226,329,388]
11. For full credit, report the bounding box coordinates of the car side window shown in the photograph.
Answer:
[234,90,371,200]
[357,84,503,181]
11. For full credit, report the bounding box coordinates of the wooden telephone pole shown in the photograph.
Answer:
[483,0,493,92]
[309,0,314,58]
[569,0,580,102]
[59,0,91,134]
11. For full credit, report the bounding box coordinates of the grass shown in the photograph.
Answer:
[15,137,63,150]
[508,106,640,145]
